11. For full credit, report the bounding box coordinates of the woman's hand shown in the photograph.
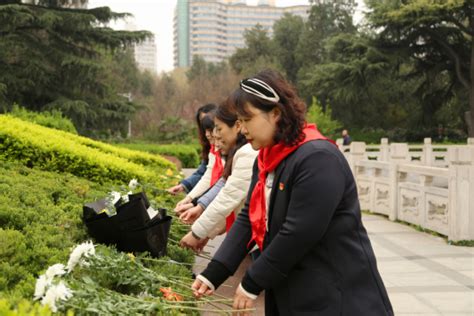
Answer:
[180,231,209,252]
[179,205,204,224]
[176,196,192,208]
[167,184,185,195]
[174,202,194,216]
[232,286,255,316]
[191,278,214,298]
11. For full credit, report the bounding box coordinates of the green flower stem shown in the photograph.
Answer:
[139,257,207,268]
[195,253,212,260]
[166,298,233,305]
[163,304,255,313]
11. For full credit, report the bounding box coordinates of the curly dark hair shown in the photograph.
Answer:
[215,100,247,180]
[230,69,306,146]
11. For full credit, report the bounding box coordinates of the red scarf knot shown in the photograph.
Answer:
[248,124,334,250]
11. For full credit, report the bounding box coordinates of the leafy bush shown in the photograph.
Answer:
[0,159,194,309]
[0,115,175,184]
[0,299,53,316]
[349,128,387,144]
[142,117,196,143]
[115,143,200,168]
[306,97,342,140]
[349,127,468,144]
[9,105,77,135]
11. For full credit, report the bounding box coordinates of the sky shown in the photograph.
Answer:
[88,0,367,73]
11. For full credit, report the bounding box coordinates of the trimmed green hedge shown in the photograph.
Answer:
[115,143,200,168]
[0,116,176,184]
[0,159,193,310]
[10,105,78,135]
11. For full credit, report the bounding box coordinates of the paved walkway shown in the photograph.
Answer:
[182,169,474,315]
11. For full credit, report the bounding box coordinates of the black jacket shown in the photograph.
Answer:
[201,140,393,316]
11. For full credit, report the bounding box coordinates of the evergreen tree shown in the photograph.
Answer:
[365,0,473,135]
[0,0,151,135]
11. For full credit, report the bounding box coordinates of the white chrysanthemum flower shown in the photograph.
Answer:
[41,281,73,312]
[66,241,95,272]
[34,274,50,300]
[45,263,66,281]
[128,179,139,190]
[137,291,150,299]
[110,191,121,205]
[122,191,133,203]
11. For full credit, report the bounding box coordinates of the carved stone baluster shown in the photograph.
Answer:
[423,138,433,166]
[448,146,474,241]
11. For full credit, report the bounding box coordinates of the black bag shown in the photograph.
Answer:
[83,199,121,245]
[117,213,172,258]
[115,197,150,231]
[83,192,172,257]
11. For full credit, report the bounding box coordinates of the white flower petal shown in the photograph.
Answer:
[110,191,121,205]
[45,264,66,281]
[67,241,95,272]
[128,179,139,190]
[122,194,129,203]
[34,274,50,300]
[40,281,73,312]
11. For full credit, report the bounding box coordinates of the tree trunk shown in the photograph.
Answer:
[468,7,474,137]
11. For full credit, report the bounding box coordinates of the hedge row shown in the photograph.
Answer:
[115,143,201,168]
[0,158,193,313]
[0,116,175,184]
[64,135,174,170]
[10,105,78,135]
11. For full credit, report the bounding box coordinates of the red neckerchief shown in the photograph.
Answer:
[248,124,333,250]
[209,144,235,231]
[210,145,223,186]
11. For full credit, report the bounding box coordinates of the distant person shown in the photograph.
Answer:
[342,129,352,145]
[167,103,217,195]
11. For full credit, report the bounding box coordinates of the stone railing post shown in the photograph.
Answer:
[389,143,409,163]
[423,137,433,166]
[380,138,389,162]
[388,143,409,221]
[448,146,474,241]
[347,142,366,175]
[468,138,474,147]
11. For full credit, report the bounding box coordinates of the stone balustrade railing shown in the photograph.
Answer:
[340,138,474,241]
[337,137,474,167]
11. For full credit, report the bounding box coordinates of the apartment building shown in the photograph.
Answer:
[173,0,310,68]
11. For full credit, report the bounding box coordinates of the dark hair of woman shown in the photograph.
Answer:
[215,101,247,180]
[196,103,217,162]
[230,69,306,146]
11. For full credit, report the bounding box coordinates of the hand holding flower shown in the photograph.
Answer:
[179,205,204,224]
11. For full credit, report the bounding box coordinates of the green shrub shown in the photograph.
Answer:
[0,115,176,184]
[0,159,193,306]
[115,143,200,168]
[9,105,77,135]
[306,97,342,140]
[0,299,53,316]
[349,128,387,144]
[142,117,197,143]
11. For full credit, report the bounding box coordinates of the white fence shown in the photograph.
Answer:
[340,138,474,241]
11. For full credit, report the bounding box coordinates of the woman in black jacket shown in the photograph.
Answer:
[192,69,393,316]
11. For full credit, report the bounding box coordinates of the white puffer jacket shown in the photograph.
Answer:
[192,143,258,239]
[186,150,223,200]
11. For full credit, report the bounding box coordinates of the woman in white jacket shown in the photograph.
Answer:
[180,101,258,252]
